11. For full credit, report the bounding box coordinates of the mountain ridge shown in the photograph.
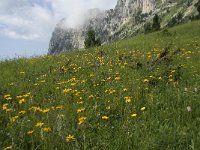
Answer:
[48,0,198,54]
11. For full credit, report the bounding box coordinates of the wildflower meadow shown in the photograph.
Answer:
[0,20,200,150]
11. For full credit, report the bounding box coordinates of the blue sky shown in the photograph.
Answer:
[0,0,117,60]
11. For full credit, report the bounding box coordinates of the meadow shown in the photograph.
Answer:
[0,20,200,150]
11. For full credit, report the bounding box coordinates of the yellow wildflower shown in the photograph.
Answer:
[123,88,128,92]
[2,103,9,110]
[131,114,137,117]
[4,94,11,99]
[19,99,25,104]
[6,109,12,112]
[6,97,12,101]
[16,95,23,99]
[102,116,109,120]
[77,108,86,113]
[141,107,146,111]
[27,130,34,135]
[115,77,121,80]
[148,55,151,59]
[69,77,76,82]
[10,116,19,124]
[171,70,176,73]
[23,92,31,97]
[42,109,50,113]
[75,91,81,96]
[124,96,131,103]
[78,116,87,125]
[77,101,84,104]
[35,122,44,128]
[89,95,94,98]
[143,79,149,83]
[3,145,12,150]
[66,134,76,142]
[40,80,46,83]
[90,74,94,77]
[63,88,72,93]
[71,83,76,86]
[56,105,64,110]
[42,127,51,133]
[106,77,111,80]
[19,110,26,115]
[106,106,111,110]
[30,106,43,112]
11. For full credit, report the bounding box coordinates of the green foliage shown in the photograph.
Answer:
[195,0,200,18]
[197,5,200,17]
[152,14,161,31]
[0,20,200,150]
[84,27,101,48]
[144,14,161,33]
[144,22,152,33]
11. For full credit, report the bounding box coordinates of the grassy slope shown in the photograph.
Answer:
[0,20,200,150]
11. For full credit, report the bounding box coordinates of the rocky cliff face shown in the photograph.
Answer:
[48,0,198,54]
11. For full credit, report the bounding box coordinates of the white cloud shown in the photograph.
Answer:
[0,1,54,41]
[0,0,117,41]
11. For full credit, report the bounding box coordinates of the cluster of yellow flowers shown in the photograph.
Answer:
[77,108,86,113]
[29,106,50,113]
[2,103,11,112]
[4,94,12,101]
[78,116,87,125]
[124,96,132,103]
[105,88,116,94]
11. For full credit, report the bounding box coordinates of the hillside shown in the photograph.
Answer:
[0,20,200,149]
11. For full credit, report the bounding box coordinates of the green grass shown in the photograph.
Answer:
[0,20,200,150]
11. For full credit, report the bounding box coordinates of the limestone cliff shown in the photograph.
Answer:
[48,0,198,54]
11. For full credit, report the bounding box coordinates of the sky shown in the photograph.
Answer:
[0,0,117,60]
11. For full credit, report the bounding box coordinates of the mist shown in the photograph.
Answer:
[0,0,117,59]
[51,0,117,28]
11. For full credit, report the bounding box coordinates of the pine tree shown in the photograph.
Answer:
[197,5,200,18]
[152,14,161,31]
[84,27,101,48]
[144,22,152,33]
[195,0,200,19]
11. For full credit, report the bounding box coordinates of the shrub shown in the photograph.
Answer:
[195,0,200,19]
[144,22,152,33]
[84,27,101,48]
[152,14,161,31]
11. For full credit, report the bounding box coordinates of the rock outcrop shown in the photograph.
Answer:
[48,0,198,54]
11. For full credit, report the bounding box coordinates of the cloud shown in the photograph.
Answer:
[0,0,117,41]
[0,1,54,41]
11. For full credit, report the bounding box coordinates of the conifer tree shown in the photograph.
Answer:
[84,27,101,48]
[152,14,161,31]
[197,5,200,18]
[195,0,200,19]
